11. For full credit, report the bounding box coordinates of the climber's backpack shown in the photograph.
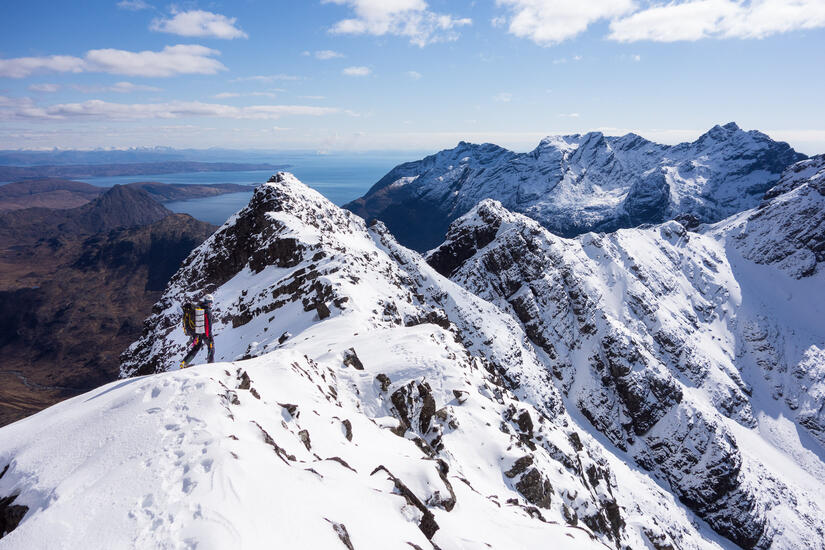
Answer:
[194,306,207,335]
[182,302,197,336]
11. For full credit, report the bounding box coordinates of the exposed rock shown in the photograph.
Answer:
[390,380,437,435]
[0,495,27,538]
[325,518,355,550]
[514,468,553,509]
[343,348,364,370]
[375,374,391,393]
[298,429,311,451]
[370,466,439,540]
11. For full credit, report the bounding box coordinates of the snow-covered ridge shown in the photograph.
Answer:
[345,122,805,252]
[1,172,733,549]
[426,161,825,549]
[2,170,822,549]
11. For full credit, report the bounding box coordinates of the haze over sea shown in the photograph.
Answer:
[82,153,413,225]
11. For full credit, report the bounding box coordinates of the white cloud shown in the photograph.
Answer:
[150,10,247,39]
[633,54,641,61]
[0,45,225,78]
[494,92,513,102]
[117,0,151,10]
[28,83,61,93]
[230,74,301,82]
[85,45,225,77]
[495,0,635,45]
[559,112,580,118]
[300,95,326,100]
[0,99,340,121]
[608,0,825,42]
[73,81,162,93]
[213,91,279,99]
[324,0,472,47]
[315,50,345,59]
[0,55,86,78]
[406,70,422,79]
[342,66,371,76]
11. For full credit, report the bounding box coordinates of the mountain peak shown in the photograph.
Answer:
[79,184,171,233]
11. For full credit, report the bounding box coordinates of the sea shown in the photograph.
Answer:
[81,153,414,226]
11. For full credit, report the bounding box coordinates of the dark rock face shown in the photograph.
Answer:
[345,123,805,251]
[514,468,553,509]
[623,170,670,226]
[342,348,364,370]
[0,494,27,538]
[391,380,437,435]
[731,155,825,279]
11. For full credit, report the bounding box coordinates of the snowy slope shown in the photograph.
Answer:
[345,123,805,251]
[2,173,741,550]
[426,158,825,549]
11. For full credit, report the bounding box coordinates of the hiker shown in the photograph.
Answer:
[179,294,215,369]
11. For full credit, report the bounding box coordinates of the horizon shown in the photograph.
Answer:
[1,121,819,158]
[2,2,824,154]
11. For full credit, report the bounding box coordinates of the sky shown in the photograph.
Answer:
[1,0,825,154]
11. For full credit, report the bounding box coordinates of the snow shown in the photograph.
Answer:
[426,161,825,549]
[2,166,823,550]
[349,123,804,249]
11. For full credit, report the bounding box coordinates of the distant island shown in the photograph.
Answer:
[0,161,285,182]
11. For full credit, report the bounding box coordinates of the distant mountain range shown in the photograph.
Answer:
[0,178,254,211]
[346,122,805,251]
[0,161,282,182]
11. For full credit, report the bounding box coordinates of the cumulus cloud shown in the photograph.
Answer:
[493,92,513,102]
[0,99,340,121]
[495,0,635,45]
[150,10,247,39]
[85,45,226,77]
[28,83,61,93]
[72,81,162,93]
[406,70,422,79]
[342,66,371,76]
[609,0,825,42]
[0,45,225,78]
[324,0,472,47]
[116,0,151,10]
[315,50,345,59]
[559,112,580,117]
[0,55,86,79]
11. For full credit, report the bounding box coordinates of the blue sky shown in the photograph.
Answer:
[1,0,824,154]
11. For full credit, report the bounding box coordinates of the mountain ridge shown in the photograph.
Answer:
[0,169,822,548]
[345,123,806,252]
